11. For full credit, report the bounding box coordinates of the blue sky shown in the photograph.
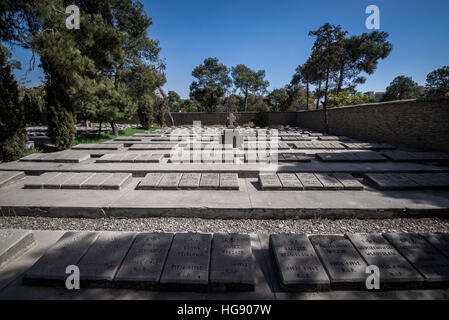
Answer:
[7,0,449,98]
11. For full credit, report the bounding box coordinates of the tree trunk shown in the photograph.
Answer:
[337,59,345,94]
[306,80,309,111]
[316,79,322,109]
[323,67,330,134]
[110,122,118,136]
[98,122,102,136]
[157,87,174,126]
[244,85,248,111]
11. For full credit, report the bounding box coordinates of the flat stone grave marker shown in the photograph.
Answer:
[158,173,183,189]
[295,173,324,190]
[383,233,449,288]
[269,234,330,291]
[383,151,449,162]
[114,232,173,289]
[54,153,90,163]
[23,172,61,189]
[343,142,396,150]
[210,233,254,291]
[72,143,123,150]
[159,233,212,291]
[259,174,282,190]
[129,143,176,150]
[137,173,164,189]
[61,172,94,189]
[219,173,239,190]
[122,154,139,162]
[314,173,344,190]
[364,173,419,190]
[95,154,126,163]
[199,173,219,190]
[277,173,303,190]
[43,172,77,189]
[0,171,25,188]
[23,232,99,286]
[347,233,424,289]
[333,173,364,191]
[80,173,113,189]
[421,233,449,259]
[178,173,201,189]
[100,173,133,190]
[310,235,368,290]
[0,229,34,268]
[77,232,136,287]
[134,153,164,163]
[403,173,449,189]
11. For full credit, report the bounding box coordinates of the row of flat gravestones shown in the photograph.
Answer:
[19,231,449,292]
[13,171,449,191]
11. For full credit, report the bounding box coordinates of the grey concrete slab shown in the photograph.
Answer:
[342,142,396,150]
[269,234,330,291]
[333,173,365,191]
[403,173,449,189]
[421,233,449,259]
[54,153,90,163]
[136,173,164,190]
[81,173,113,189]
[23,232,99,286]
[61,172,94,189]
[78,232,136,287]
[314,173,345,190]
[134,154,164,163]
[309,235,368,290]
[364,173,420,190]
[100,173,133,190]
[277,173,303,190]
[0,229,34,268]
[0,171,25,188]
[23,172,62,189]
[210,233,254,291]
[43,172,77,189]
[178,173,201,189]
[383,151,449,162]
[113,232,173,289]
[158,173,183,190]
[199,173,219,190]
[159,233,212,291]
[72,144,123,150]
[258,174,282,191]
[295,173,324,190]
[129,144,177,150]
[219,173,239,190]
[347,233,424,289]
[383,233,449,288]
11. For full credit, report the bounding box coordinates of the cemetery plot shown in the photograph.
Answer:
[258,174,283,190]
[383,233,449,288]
[23,232,100,286]
[61,172,94,189]
[0,171,25,188]
[20,152,90,163]
[100,173,132,190]
[129,143,177,150]
[382,151,449,162]
[310,235,368,290]
[277,173,303,190]
[316,152,387,162]
[96,153,163,163]
[158,173,183,190]
[278,153,312,162]
[0,229,34,268]
[333,173,364,191]
[43,172,77,189]
[219,173,239,190]
[23,172,62,189]
[420,233,449,259]
[269,234,330,291]
[210,233,254,291]
[347,233,424,289]
[317,136,346,141]
[114,233,174,289]
[342,142,396,150]
[78,232,136,287]
[314,174,344,190]
[136,173,239,190]
[199,173,219,189]
[72,143,123,150]
[178,173,201,189]
[293,141,345,150]
[136,173,164,190]
[295,173,324,190]
[159,233,212,291]
[364,173,449,190]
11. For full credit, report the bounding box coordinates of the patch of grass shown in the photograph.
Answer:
[118,126,160,136]
[20,148,43,159]
[71,133,115,147]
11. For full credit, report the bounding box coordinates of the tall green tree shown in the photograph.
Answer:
[381,76,422,101]
[426,66,449,97]
[168,91,182,112]
[231,64,269,111]
[190,57,232,112]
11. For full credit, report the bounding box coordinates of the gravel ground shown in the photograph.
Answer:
[1,216,449,234]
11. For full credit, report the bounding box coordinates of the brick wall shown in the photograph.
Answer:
[296,97,449,152]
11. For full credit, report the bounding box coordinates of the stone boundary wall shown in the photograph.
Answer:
[296,97,449,152]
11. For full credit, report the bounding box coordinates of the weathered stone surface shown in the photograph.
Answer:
[259,174,282,190]
[159,233,212,291]
[295,173,324,190]
[61,172,94,189]
[54,153,90,163]
[178,173,201,189]
[269,234,330,291]
[277,173,303,190]
[23,232,99,286]
[0,171,25,188]
[43,172,77,189]
[421,233,449,259]
[134,154,164,163]
[129,143,176,150]
[0,229,34,267]
[383,233,449,288]
[78,232,136,286]
[310,235,368,290]
[210,233,254,291]
[219,173,239,190]
[80,173,113,189]
[23,172,61,189]
[72,143,123,150]
[383,151,449,162]
[333,173,364,191]
[364,173,419,190]
[137,173,164,190]
[347,233,424,289]
[158,173,183,189]
[199,173,219,190]
[314,173,344,190]
[316,152,386,162]
[100,173,133,190]
[114,232,173,289]
[343,142,396,150]
[403,173,449,189]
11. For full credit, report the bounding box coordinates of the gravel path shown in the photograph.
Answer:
[1,216,449,234]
